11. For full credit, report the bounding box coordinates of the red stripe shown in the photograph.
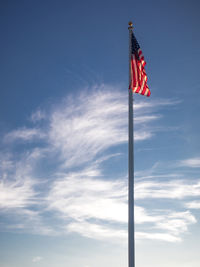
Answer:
[129,49,151,97]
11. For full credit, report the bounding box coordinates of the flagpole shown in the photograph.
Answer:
[128,22,135,267]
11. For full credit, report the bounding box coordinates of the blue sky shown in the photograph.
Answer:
[1,0,200,266]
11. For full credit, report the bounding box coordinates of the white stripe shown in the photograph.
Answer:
[144,89,149,96]
[132,55,138,87]
[138,75,147,94]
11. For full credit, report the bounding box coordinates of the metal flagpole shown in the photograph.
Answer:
[128,22,135,267]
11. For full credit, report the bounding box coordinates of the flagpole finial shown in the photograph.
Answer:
[128,21,133,29]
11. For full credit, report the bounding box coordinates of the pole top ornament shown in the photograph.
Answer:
[128,21,133,29]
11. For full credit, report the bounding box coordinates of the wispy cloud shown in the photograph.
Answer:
[47,86,175,168]
[0,178,35,209]
[185,201,200,209]
[32,256,43,263]
[179,157,200,168]
[48,88,127,167]
[134,98,181,112]
[1,85,197,243]
[31,109,46,123]
[46,168,127,223]
[0,149,56,236]
[135,180,200,200]
[0,152,37,209]
[4,127,45,143]
[136,231,181,242]
[154,211,196,235]
[67,221,127,243]
[45,168,199,242]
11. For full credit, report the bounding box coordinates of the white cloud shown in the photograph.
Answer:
[0,152,38,210]
[1,86,194,243]
[0,150,57,236]
[31,109,46,122]
[67,221,127,242]
[154,211,196,234]
[2,86,174,169]
[134,98,181,112]
[47,86,168,168]
[0,154,14,175]
[67,221,185,243]
[4,127,45,142]
[48,89,127,167]
[32,256,43,263]
[136,231,181,242]
[134,130,153,141]
[134,115,161,124]
[135,180,200,200]
[179,157,200,168]
[46,168,127,223]
[0,179,36,209]
[185,201,200,209]
[46,167,199,242]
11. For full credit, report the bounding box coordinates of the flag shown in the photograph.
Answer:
[129,31,151,97]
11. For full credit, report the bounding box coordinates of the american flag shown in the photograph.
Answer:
[129,31,151,97]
